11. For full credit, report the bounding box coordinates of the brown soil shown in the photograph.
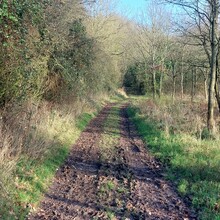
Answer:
[28,103,197,220]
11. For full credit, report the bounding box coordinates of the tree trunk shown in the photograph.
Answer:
[215,58,220,112]
[181,62,184,99]
[152,55,156,99]
[191,68,195,102]
[173,76,176,102]
[152,71,156,99]
[159,60,165,98]
[207,0,218,132]
[204,77,208,101]
[194,67,197,97]
[215,78,220,112]
[172,63,176,102]
[159,72,163,98]
[203,68,208,101]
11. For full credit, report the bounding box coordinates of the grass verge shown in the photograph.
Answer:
[1,111,95,220]
[127,104,220,220]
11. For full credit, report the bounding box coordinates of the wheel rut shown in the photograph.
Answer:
[28,103,197,220]
[119,104,196,219]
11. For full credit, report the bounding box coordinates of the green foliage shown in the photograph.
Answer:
[201,127,214,140]
[68,19,95,69]
[123,62,147,95]
[0,0,49,43]
[0,1,120,106]
[44,19,97,100]
[0,0,50,105]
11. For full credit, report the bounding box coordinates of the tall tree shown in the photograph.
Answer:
[164,0,220,132]
[130,1,171,98]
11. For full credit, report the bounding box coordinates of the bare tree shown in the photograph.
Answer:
[130,1,171,98]
[164,0,220,132]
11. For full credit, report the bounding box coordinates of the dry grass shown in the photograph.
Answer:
[117,88,128,98]
[0,94,108,218]
[129,95,220,219]
[136,95,215,138]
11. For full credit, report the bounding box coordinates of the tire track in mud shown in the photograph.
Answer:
[118,104,197,220]
[28,103,115,220]
[28,103,197,220]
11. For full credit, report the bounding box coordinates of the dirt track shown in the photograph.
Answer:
[28,103,197,220]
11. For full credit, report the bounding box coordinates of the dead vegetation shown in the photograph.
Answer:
[136,95,220,139]
[0,94,108,218]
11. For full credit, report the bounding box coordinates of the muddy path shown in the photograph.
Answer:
[28,103,197,220]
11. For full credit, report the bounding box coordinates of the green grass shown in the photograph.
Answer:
[2,112,95,220]
[106,210,116,220]
[76,112,94,130]
[127,105,220,220]
[99,105,121,162]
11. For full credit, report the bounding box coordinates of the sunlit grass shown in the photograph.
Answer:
[0,107,96,220]
[99,105,120,162]
[128,98,220,220]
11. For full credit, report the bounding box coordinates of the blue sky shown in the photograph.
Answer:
[115,0,179,22]
[116,0,148,19]
[118,0,147,10]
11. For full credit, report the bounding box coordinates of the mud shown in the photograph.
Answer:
[28,103,197,220]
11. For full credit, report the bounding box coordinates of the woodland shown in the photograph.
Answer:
[0,0,220,219]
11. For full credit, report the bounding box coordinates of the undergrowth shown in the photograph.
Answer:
[128,96,220,220]
[0,98,101,220]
